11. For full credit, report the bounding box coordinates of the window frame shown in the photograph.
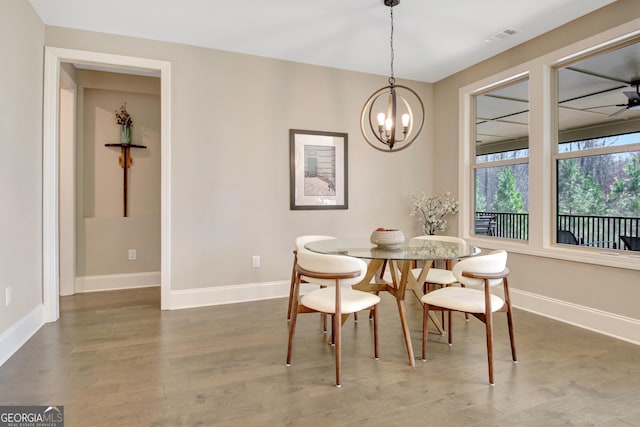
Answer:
[472,76,530,241]
[458,20,640,271]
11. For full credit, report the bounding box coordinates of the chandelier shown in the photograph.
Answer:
[360,0,425,152]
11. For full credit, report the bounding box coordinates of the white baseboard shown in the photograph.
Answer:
[510,288,640,345]
[168,280,318,310]
[75,271,160,293]
[0,305,44,367]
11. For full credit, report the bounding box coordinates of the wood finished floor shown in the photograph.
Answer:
[1,287,639,427]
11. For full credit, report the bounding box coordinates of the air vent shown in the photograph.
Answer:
[484,28,517,43]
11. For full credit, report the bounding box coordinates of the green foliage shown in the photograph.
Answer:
[492,168,524,213]
[557,159,608,215]
[608,155,640,217]
[475,178,487,212]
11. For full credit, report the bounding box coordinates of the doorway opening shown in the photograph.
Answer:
[43,47,172,322]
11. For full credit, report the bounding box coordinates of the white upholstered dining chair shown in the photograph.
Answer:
[287,235,335,322]
[421,249,516,384]
[286,251,380,387]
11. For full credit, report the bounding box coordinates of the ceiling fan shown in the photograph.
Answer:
[608,80,640,117]
[588,80,640,117]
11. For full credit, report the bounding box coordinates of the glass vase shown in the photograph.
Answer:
[119,125,131,145]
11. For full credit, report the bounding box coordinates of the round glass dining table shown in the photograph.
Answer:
[304,237,479,262]
[305,237,480,366]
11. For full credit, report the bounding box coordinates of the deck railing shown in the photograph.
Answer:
[557,214,639,249]
[474,212,640,250]
[475,212,528,240]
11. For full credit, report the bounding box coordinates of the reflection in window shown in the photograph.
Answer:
[474,78,529,240]
[475,164,529,240]
[555,40,640,250]
[476,148,529,163]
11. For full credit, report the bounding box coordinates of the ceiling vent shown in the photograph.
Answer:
[484,28,517,43]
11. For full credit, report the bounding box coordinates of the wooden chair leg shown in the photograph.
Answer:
[369,292,379,320]
[485,308,495,385]
[321,285,329,333]
[506,305,517,361]
[422,303,428,361]
[503,279,517,362]
[335,310,342,387]
[286,273,302,365]
[330,314,336,345]
[373,305,379,359]
[460,283,470,321]
[287,252,297,321]
[447,310,452,345]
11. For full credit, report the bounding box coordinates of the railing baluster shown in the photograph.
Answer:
[475,212,639,248]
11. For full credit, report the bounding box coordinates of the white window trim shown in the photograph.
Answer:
[458,18,640,272]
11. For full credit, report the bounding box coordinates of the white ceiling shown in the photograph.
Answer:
[28,0,617,83]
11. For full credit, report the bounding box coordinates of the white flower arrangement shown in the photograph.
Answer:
[410,192,460,235]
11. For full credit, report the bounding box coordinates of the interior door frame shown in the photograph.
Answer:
[58,65,76,297]
[43,47,172,321]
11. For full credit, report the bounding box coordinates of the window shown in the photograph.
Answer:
[473,78,529,240]
[554,40,640,251]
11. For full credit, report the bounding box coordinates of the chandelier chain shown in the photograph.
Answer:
[389,5,395,85]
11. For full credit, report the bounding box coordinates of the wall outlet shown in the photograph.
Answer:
[128,249,137,261]
[5,287,11,306]
[252,255,261,268]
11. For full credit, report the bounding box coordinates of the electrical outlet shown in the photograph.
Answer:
[252,255,261,268]
[5,287,11,306]
[128,249,137,261]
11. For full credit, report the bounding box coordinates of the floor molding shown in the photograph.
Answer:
[510,288,640,345]
[75,271,160,293]
[0,305,44,367]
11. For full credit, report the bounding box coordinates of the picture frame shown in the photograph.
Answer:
[289,129,348,210]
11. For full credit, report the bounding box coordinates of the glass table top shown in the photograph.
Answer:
[304,237,480,261]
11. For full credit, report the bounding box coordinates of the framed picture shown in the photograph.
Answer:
[289,129,348,210]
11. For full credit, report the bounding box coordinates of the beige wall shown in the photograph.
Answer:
[0,1,44,333]
[2,0,638,344]
[75,70,161,277]
[44,26,434,292]
[433,0,640,320]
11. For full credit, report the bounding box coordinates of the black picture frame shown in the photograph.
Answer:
[289,129,348,210]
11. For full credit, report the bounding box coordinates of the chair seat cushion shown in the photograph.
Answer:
[301,288,380,314]
[421,287,504,313]
[411,267,456,285]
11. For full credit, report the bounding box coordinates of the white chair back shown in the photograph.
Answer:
[296,251,367,287]
[452,250,507,287]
